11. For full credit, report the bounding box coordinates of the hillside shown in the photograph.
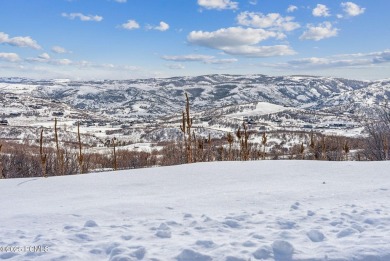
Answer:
[0,75,379,120]
[1,74,388,146]
[1,161,390,260]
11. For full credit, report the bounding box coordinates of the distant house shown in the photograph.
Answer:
[0,119,9,126]
[247,118,255,124]
[52,112,64,117]
[330,123,346,128]
[9,112,21,117]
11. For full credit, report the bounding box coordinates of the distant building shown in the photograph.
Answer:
[0,119,9,126]
[52,112,64,117]
[9,112,21,117]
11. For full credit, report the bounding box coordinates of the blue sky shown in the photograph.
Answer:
[0,0,389,80]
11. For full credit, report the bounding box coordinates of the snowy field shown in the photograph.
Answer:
[1,161,390,261]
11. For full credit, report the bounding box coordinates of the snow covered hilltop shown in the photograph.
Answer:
[1,161,390,260]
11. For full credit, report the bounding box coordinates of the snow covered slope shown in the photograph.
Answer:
[1,161,390,261]
[0,74,377,119]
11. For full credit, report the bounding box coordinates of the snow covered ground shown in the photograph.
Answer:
[225,102,288,118]
[1,161,390,261]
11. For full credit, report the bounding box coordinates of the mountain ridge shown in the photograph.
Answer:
[2,74,386,120]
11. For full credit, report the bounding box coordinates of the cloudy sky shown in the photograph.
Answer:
[0,0,389,80]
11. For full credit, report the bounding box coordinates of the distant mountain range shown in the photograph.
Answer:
[1,74,389,121]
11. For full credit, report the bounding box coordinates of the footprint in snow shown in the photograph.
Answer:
[155,230,171,238]
[307,210,315,216]
[272,240,294,261]
[0,252,19,260]
[109,246,146,261]
[69,233,93,243]
[336,227,358,238]
[63,225,77,231]
[155,223,171,238]
[330,220,343,226]
[277,219,296,229]
[251,233,265,240]
[253,245,272,260]
[290,202,300,210]
[183,213,193,219]
[225,256,247,261]
[242,240,257,247]
[223,219,240,228]
[176,249,212,261]
[120,235,133,241]
[195,240,216,248]
[84,220,98,228]
[307,229,325,242]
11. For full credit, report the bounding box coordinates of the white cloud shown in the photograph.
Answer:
[0,32,7,43]
[207,58,238,64]
[52,46,69,54]
[188,27,284,49]
[312,4,330,17]
[146,21,170,31]
[266,50,390,71]
[188,27,295,58]
[155,21,170,31]
[62,13,103,22]
[162,54,215,62]
[114,0,127,3]
[121,20,140,30]
[38,53,51,60]
[0,32,41,49]
[220,45,296,57]
[237,12,300,32]
[55,59,73,65]
[0,52,21,62]
[197,0,238,10]
[26,53,73,65]
[335,50,390,64]
[341,2,365,17]
[300,22,339,41]
[167,64,185,70]
[249,0,257,5]
[0,57,146,80]
[287,5,298,13]
[162,54,238,64]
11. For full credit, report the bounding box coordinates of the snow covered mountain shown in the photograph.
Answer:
[0,74,388,143]
[1,74,384,120]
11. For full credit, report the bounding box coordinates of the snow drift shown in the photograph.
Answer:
[1,161,390,260]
